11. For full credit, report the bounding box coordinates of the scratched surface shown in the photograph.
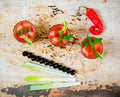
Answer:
[0,0,120,97]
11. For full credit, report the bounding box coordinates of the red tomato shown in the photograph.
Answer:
[82,37,103,59]
[48,24,70,46]
[13,21,35,43]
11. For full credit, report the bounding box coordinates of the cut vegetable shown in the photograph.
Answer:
[25,76,76,82]
[29,82,80,91]
[23,62,74,77]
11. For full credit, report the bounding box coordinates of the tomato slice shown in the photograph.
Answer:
[13,21,35,43]
[48,24,70,46]
[82,37,103,59]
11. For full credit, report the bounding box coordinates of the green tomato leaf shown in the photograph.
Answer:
[93,38,102,43]
[83,41,89,47]
[18,32,22,36]
[24,29,30,33]
[63,34,74,40]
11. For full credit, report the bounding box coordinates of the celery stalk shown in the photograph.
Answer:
[29,82,80,91]
[23,62,74,77]
[25,76,76,82]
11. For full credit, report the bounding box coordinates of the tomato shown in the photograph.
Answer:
[82,37,103,59]
[13,21,35,43]
[48,24,70,46]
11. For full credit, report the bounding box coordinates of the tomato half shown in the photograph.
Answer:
[48,24,70,46]
[82,37,103,59]
[13,21,35,43]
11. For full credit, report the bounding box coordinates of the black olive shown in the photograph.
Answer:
[27,53,33,58]
[66,68,71,73]
[70,70,76,75]
[22,51,75,75]
[53,63,59,68]
[31,55,36,61]
[44,59,49,65]
[39,58,45,64]
[62,67,67,72]
[48,61,54,66]
[36,56,41,62]
[22,51,29,56]
[58,65,63,70]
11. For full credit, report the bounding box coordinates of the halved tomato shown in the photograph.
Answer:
[13,21,35,43]
[48,24,70,46]
[82,37,103,59]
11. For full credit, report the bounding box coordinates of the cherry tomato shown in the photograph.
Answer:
[82,37,103,59]
[13,21,35,43]
[48,24,70,46]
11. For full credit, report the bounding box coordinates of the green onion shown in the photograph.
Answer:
[29,82,80,91]
[58,21,68,43]
[23,62,74,77]
[24,37,32,45]
[87,35,94,49]
[94,50,104,59]
[58,21,73,43]
[25,76,76,82]
[63,21,68,34]
[87,35,104,59]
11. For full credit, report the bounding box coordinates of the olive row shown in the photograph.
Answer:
[22,51,76,75]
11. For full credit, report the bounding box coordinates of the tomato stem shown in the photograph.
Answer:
[79,6,89,11]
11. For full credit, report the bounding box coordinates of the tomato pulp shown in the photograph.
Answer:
[13,21,35,43]
[82,37,103,59]
[48,24,70,46]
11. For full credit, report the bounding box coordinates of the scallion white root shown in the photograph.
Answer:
[25,76,76,82]
[23,62,74,77]
[29,82,80,91]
